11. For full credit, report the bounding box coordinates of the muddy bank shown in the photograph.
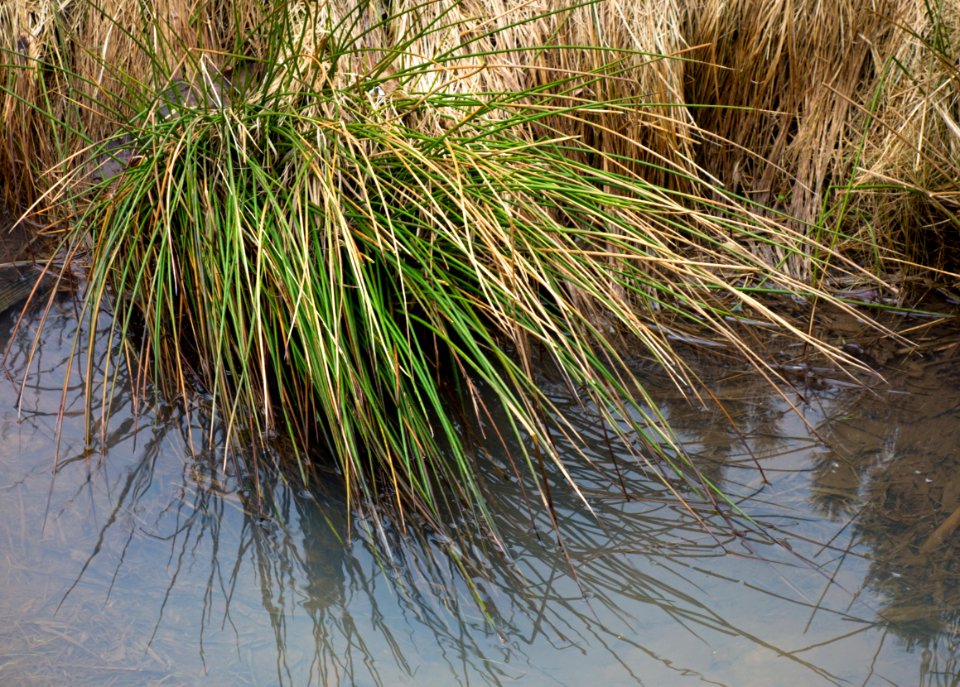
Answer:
[0,208,36,263]
[0,208,57,315]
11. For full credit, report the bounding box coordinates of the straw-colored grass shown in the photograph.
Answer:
[680,0,960,284]
[5,0,956,274]
[843,3,960,276]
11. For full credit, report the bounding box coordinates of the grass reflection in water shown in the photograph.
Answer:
[1,299,959,686]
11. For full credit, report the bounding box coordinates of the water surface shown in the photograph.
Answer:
[1,296,958,686]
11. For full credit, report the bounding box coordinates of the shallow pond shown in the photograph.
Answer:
[1,294,959,686]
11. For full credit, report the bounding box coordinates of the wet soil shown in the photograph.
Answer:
[0,208,60,315]
[0,207,38,263]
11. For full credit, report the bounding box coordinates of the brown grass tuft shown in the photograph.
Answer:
[846,2,960,275]
[2,0,957,276]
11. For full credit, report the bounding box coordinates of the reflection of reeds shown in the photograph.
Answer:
[857,445,960,645]
[4,299,935,686]
[802,352,960,651]
[39,397,854,687]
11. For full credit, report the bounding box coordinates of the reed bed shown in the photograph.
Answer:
[681,0,960,281]
[1,0,957,548]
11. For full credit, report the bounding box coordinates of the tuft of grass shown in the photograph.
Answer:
[5,0,951,556]
[48,2,877,548]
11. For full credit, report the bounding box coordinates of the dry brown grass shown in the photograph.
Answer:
[680,0,960,282]
[844,2,960,275]
[2,0,957,276]
[683,0,892,218]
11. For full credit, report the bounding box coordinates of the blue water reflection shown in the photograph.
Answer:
[0,296,956,686]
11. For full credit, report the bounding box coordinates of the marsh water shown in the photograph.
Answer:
[1,291,959,687]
